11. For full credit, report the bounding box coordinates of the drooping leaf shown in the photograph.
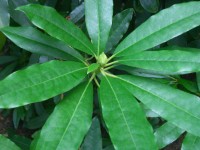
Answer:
[139,0,159,13]
[118,75,200,136]
[0,134,20,150]
[1,26,84,62]
[85,0,113,55]
[8,0,30,26]
[106,8,133,52]
[13,107,25,129]
[32,82,93,150]
[0,0,10,27]
[0,32,6,51]
[114,2,200,57]
[117,49,200,74]
[17,4,95,55]
[0,61,87,108]
[154,122,184,149]
[182,133,200,150]
[69,2,85,23]
[99,76,157,150]
[81,117,102,150]
[196,72,200,92]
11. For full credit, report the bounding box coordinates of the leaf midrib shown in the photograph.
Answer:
[55,81,90,150]
[26,10,95,55]
[105,76,137,149]
[0,67,87,97]
[118,76,200,127]
[3,30,84,62]
[115,11,200,56]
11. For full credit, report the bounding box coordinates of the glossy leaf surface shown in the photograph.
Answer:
[1,27,84,62]
[182,133,200,150]
[0,61,87,108]
[118,49,200,74]
[33,82,93,150]
[85,0,113,55]
[118,75,200,136]
[154,122,184,149]
[106,9,133,52]
[99,76,157,150]
[114,2,200,57]
[17,4,95,55]
[0,135,20,150]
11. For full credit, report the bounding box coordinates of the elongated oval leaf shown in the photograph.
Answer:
[1,26,84,62]
[85,0,113,55]
[118,75,200,136]
[17,4,95,55]
[32,82,93,150]
[0,0,10,27]
[118,49,200,74]
[0,134,20,150]
[106,8,133,52]
[69,2,85,23]
[1,27,83,61]
[99,76,157,150]
[154,122,184,149]
[114,2,200,57]
[0,61,87,108]
[81,117,102,150]
[182,133,200,150]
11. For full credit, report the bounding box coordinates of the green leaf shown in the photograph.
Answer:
[81,117,102,150]
[99,76,157,150]
[0,134,20,150]
[114,2,200,57]
[17,4,95,55]
[118,75,200,136]
[106,9,133,52]
[0,61,87,108]
[196,72,200,92]
[182,133,200,150]
[0,62,17,80]
[8,0,30,26]
[13,107,25,129]
[10,135,31,150]
[69,2,85,23]
[139,0,159,13]
[154,122,184,149]
[85,0,113,55]
[87,63,100,74]
[0,0,10,27]
[32,82,93,150]
[117,49,200,74]
[1,26,84,62]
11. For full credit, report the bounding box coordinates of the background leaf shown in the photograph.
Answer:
[81,117,102,150]
[106,8,133,52]
[139,0,159,13]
